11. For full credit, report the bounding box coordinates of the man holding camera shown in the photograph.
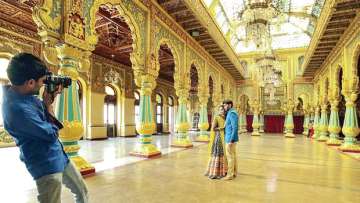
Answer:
[2,53,88,203]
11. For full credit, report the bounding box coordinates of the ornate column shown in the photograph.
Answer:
[196,88,209,142]
[302,108,310,136]
[239,113,247,134]
[312,105,321,139]
[259,110,264,133]
[55,44,94,175]
[172,87,193,148]
[130,75,161,157]
[327,96,342,146]
[339,77,360,152]
[284,99,295,138]
[250,99,260,136]
[317,102,329,142]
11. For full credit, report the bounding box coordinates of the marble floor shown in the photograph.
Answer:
[1,133,360,203]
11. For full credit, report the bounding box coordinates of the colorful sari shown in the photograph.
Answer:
[204,115,227,179]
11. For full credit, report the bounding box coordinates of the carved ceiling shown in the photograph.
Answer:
[93,5,133,67]
[158,44,175,83]
[303,0,360,77]
[0,0,37,31]
[157,0,243,81]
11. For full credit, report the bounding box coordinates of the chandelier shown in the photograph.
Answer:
[104,68,120,84]
[240,0,280,48]
[256,48,282,87]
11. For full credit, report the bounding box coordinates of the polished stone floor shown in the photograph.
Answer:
[1,133,360,203]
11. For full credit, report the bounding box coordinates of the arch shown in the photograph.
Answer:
[188,60,204,88]
[76,76,88,138]
[154,39,180,82]
[89,1,143,70]
[207,71,218,92]
[104,83,122,137]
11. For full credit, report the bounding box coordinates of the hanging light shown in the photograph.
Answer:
[240,0,279,49]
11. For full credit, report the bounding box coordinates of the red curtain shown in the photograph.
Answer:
[246,115,253,132]
[293,116,304,134]
[264,115,285,133]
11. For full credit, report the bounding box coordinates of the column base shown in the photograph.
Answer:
[312,132,320,140]
[171,132,193,148]
[326,139,342,146]
[129,144,161,158]
[251,131,261,136]
[259,129,264,133]
[171,142,193,148]
[285,133,295,138]
[240,129,248,134]
[194,134,209,142]
[317,135,328,142]
[339,143,360,153]
[326,134,342,146]
[70,156,96,176]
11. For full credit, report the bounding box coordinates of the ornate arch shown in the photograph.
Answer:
[154,38,180,83]
[89,1,145,71]
[189,60,204,91]
[208,71,218,95]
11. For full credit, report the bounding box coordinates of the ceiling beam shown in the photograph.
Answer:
[168,6,188,15]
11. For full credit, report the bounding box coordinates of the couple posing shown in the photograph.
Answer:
[204,100,238,180]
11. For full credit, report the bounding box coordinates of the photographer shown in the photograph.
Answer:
[2,53,88,203]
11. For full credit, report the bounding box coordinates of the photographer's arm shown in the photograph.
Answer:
[13,107,59,142]
[43,85,64,129]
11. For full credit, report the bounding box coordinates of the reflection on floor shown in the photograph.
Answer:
[1,133,360,203]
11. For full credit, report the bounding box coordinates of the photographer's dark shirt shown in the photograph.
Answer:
[2,88,69,180]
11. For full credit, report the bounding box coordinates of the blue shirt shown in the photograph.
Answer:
[225,108,239,143]
[2,88,69,180]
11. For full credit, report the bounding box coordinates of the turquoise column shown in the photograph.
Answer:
[172,88,192,148]
[196,94,209,142]
[130,75,161,157]
[302,111,309,136]
[317,104,329,142]
[251,100,260,136]
[312,106,321,139]
[55,44,94,175]
[284,99,295,138]
[327,99,342,146]
[239,113,247,133]
[259,112,264,133]
[339,90,360,152]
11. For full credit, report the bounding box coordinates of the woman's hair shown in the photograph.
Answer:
[217,104,225,114]
[7,53,48,85]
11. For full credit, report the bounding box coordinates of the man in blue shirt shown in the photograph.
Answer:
[2,53,88,203]
[223,99,239,180]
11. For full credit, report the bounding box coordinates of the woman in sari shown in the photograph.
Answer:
[204,105,227,179]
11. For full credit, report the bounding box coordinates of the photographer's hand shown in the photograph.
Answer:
[43,85,63,116]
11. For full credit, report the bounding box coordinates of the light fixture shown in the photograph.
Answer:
[191,30,200,37]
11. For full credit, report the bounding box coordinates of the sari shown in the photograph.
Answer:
[204,115,227,179]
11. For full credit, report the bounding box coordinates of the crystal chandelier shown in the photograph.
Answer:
[240,0,279,48]
[256,48,282,87]
[104,68,120,84]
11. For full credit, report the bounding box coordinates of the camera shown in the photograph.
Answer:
[44,72,72,93]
